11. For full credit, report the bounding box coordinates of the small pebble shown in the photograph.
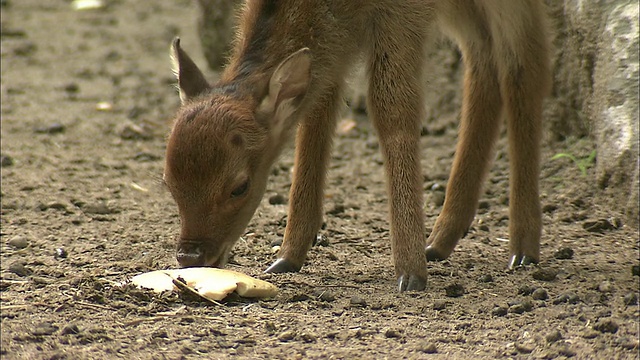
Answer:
[268,194,287,205]
[277,330,295,342]
[82,203,112,215]
[350,296,367,307]
[432,300,447,311]
[532,288,548,300]
[444,283,465,298]
[597,281,613,293]
[623,292,638,306]
[118,122,152,140]
[9,261,32,277]
[312,289,335,302]
[31,322,58,336]
[300,332,316,343]
[580,330,599,339]
[478,274,493,283]
[384,328,402,338]
[557,346,576,357]
[34,123,65,134]
[8,236,29,249]
[61,323,80,335]
[491,306,508,317]
[314,234,329,247]
[518,285,535,296]
[55,248,68,259]
[554,247,574,260]
[632,265,639,277]
[593,319,619,334]
[0,155,13,167]
[532,268,558,281]
[326,204,345,216]
[418,343,438,354]
[515,343,534,354]
[546,330,562,343]
[615,336,639,350]
[431,192,445,207]
[477,200,490,209]
[553,292,580,305]
[508,300,533,314]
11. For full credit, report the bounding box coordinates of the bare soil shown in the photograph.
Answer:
[1,1,638,359]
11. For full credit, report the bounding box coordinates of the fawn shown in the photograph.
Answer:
[164,0,552,291]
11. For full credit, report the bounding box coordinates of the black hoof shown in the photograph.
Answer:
[425,246,447,262]
[398,274,427,292]
[265,258,301,273]
[508,254,538,269]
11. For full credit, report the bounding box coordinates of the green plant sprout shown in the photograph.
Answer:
[551,150,597,176]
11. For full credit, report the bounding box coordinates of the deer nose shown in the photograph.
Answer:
[176,243,205,268]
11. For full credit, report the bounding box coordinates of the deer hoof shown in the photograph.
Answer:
[425,245,447,262]
[397,274,427,292]
[508,254,538,269]
[265,258,301,273]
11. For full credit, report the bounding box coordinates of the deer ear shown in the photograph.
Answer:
[171,38,211,103]
[259,48,311,135]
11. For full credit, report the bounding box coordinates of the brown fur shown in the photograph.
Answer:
[164,0,552,291]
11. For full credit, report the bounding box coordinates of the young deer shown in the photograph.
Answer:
[164,0,551,291]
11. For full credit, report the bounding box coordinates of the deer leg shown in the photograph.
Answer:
[265,87,342,273]
[367,23,429,292]
[499,59,550,269]
[425,44,503,261]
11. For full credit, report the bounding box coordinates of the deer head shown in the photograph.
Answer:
[164,38,311,268]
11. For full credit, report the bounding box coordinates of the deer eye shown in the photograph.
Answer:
[231,180,250,198]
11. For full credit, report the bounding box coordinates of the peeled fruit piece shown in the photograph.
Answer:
[128,267,278,301]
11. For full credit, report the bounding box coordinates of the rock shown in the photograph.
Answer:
[31,322,58,336]
[597,281,613,293]
[34,123,65,134]
[0,155,13,167]
[593,319,619,334]
[623,292,638,306]
[300,332,316,343]
[55,248,68,259]
[478,274,493,283]
[532,268,558,281]
[350,296,367,307]
[546,330,562,343]
[384,328,402,338]
[82,202,113,215]
[8,236,28,249]
[491,306,508,317]
[515,343,534,354]
[553,292,580,305]
[268,194,287,205]
[118,122,152,140]
[508,300,533,314]
[444,283,465,298]
[9,261,31,277]
[432,300,447,310]
[554,247,574,260]
[326,204,345,216]
[632,265,639,276]
[418,343,438,354]
[61,324,80,335]
[277,330,295,342]
[532,288,548,300]
[583,219,617,233]
[313,234,329,247]
[312,289,335,302]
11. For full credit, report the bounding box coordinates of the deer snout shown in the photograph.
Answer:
[176,242,206,268]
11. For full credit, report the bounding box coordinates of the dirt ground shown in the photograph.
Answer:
[1,1,638,359]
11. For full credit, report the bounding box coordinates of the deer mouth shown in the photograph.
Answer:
[176,239,233,268]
